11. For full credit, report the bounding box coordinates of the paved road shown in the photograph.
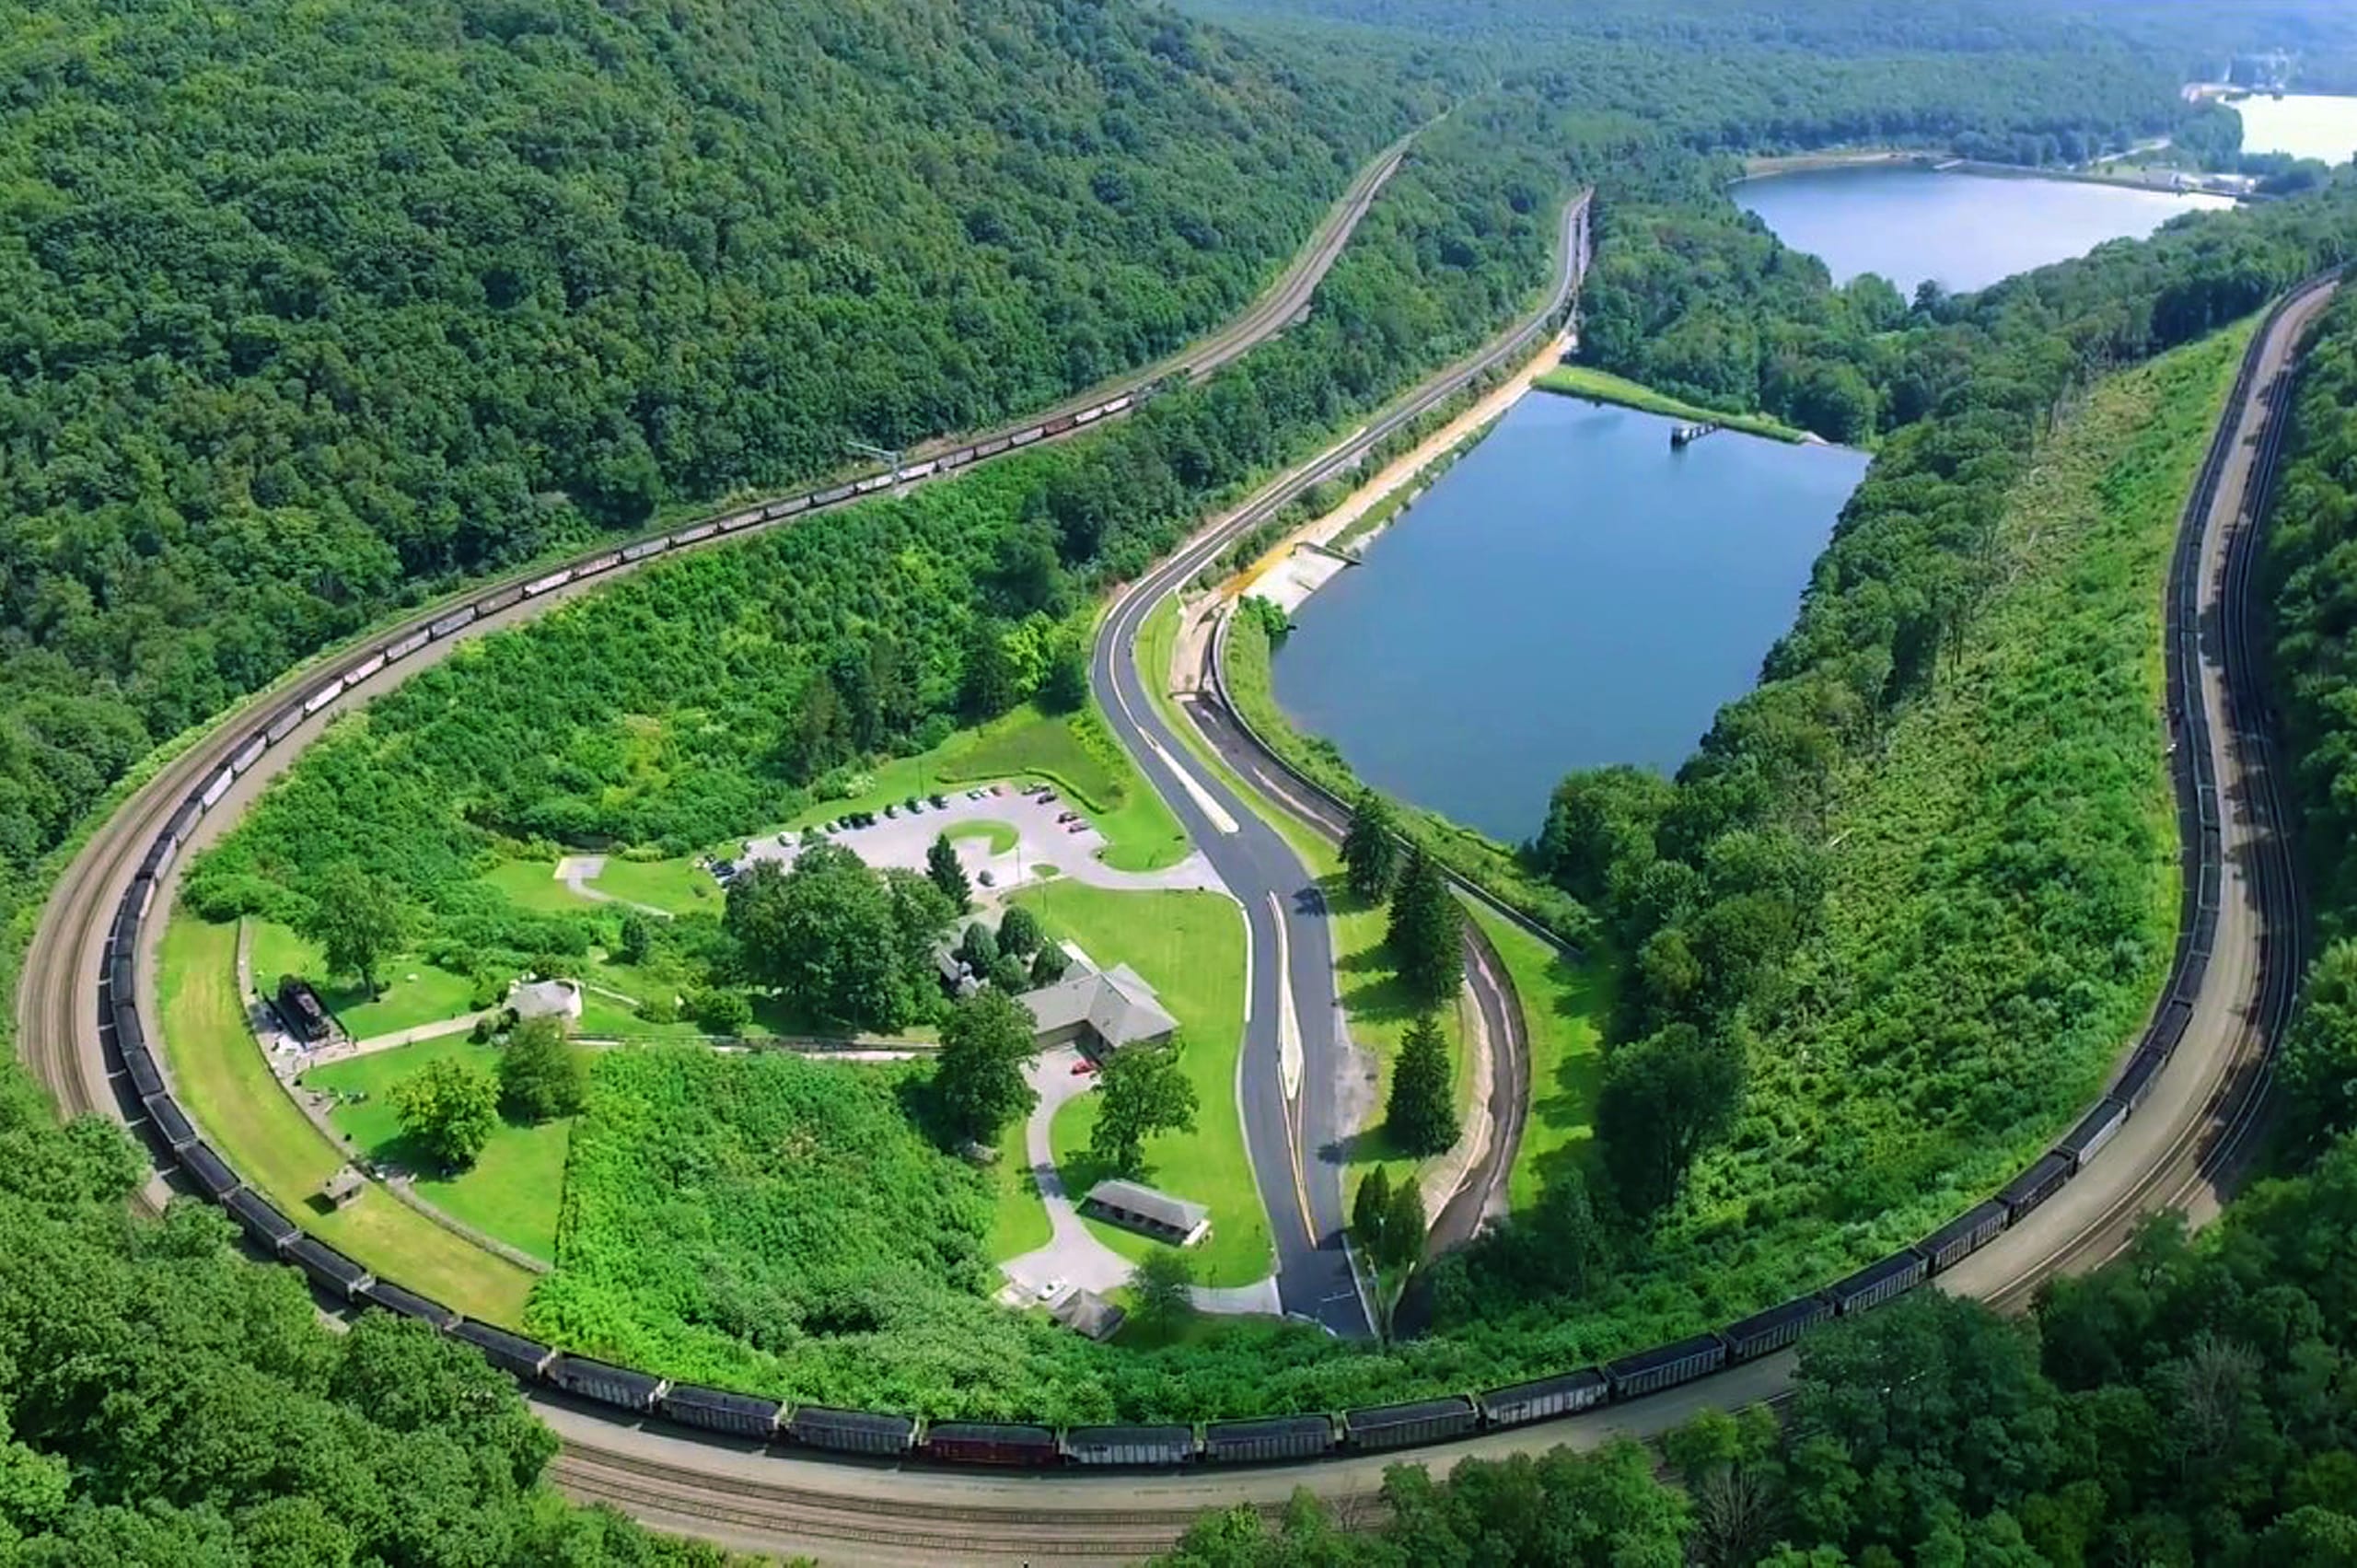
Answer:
[1086,192,1594,1332]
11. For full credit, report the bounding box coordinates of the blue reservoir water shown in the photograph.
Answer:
[1270,395,1871,842]
[1733,167,2233,294]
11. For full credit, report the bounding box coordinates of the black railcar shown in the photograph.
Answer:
[178,1138,240,1199]
[1829,1250,1926,1316]
[788,1406,915,1457]
[453,1318,556,1381]
[356,1277,459,1330]
[1202,1415,1336,1464]
[145,1092,198,1150]
[1721,1293,1831,1361]
[1341,1397,1478,1451]
[1479,1369,1608,1427]
[1605,1334,1726,1400]
[118,1033,166,1099]
[1999,1152,2073,1222]
[223,1188,299,1250]
[549,1354,665,1413]
[285,1236,371,1298]
[2113,1043,2168,1109]
[2151,998,2196,1057]
[1062,1425,1196,1467]
[658,1384,782,1441]
[1917,1200,2007,1273]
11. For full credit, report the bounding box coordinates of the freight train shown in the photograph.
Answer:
[90,245,2300,1480]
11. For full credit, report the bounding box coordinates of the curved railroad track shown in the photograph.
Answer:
[9,120,2328,1562]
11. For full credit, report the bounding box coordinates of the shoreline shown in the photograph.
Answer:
[1737,147,2255,203]
[1224,331,1569,616]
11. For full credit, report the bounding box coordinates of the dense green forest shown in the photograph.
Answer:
[182,114,1568,963]
[2263,292,2357,1167]
[0,0,1448,984]
[0,1063,732,1564]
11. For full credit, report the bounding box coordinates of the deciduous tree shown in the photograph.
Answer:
[1089,1045,1197,1178]
[495,1016,586,1123]
[1597,1022,1745,1219]
[303,865,405,998]
[392,1058,501,1170]
[1132,1249,1197,1336]
[934,990,1037,1146]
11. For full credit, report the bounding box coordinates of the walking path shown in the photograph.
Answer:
[997,1046,1281,1317]
[555,854,674,918]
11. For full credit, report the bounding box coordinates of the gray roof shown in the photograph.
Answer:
[1020,963,1177,1048]
[1050,1288,1126,1342]
[1085,1179,1208,1234]
[509,978,580,1019]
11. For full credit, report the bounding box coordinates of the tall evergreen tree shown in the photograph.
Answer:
[1341,792,1402,903]
[926,831,971,912]
[1387,1012,1458,1156]
[1387,845,1463,1005]
[1352,1165,1392,1257]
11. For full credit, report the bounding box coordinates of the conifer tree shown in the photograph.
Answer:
[1387,1011,1459,1156]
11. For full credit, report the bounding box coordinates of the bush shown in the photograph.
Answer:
[691,988,754,1037]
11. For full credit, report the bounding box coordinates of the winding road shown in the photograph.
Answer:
[5,85,2329,1560]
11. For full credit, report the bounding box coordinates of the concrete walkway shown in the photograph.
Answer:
[997,1046,1281,1317]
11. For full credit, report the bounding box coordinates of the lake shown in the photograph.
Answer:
[1269,395,1871,842]
[1734,166,2234,294]
[2229,94,2357,165]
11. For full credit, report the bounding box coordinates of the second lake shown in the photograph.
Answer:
[1268,394,1871,843]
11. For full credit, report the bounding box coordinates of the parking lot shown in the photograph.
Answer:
[736,784,1219,896]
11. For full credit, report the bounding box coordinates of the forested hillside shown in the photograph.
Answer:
[1197,0,2193,162]
[0,1067,726,1563]
[0,0,1439,959]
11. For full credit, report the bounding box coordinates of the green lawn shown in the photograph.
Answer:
[303,1037,571,1261]
[1016,882,1271,1285]
[1534,365,1810,443]
[479,858,604,916]
[249,921,479,1040]
[589,854,723,916]
[156,917,538,1323]
[947,819,1020,854]
[985,1112,1052,1264]
[1469,905,1608,1209]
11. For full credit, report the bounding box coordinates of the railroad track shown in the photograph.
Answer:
[10,134,2330,1562]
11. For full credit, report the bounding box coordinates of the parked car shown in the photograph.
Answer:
[930,793,947,808]
[1064,821,1086,834]
[1056,811,1076,824]
[989,784,1005,796]
[1070,1058,1100,1077]
[978,869,996,888]
[884,804,899,819]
